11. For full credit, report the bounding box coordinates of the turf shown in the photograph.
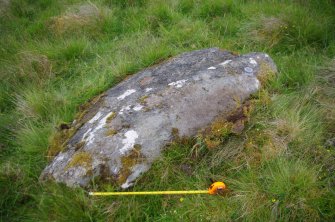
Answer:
[0,0,334,221]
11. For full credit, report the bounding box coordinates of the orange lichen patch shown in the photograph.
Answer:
[106,112,117,123]
[65,151,92,170]
[117,145,144,184]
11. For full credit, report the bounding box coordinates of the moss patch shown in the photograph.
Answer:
[47,93,107,159]
[47,128,76,160]
[106,112,117,123]
[118,145,144,184]
[139,95,149,105]
[202,119,233,149]
[65,151,92,170]
[257,62,276,86]
[200,102,253,149]
[105,129,118,136]
[75,141,86,151]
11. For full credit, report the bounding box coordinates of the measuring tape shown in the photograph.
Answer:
[89,181,226,196]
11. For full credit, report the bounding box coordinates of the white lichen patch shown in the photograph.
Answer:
[168,79,188,88]
[85,129,98,145]
[265,54,269,58]
[254,78,260,90]
[121,180,133,189]
[117,89,136,100]
[208,66,216,70]
[120,130,139,154]
[133,104,143,111]
[119,105,131,115]
[249,58,257,66]
[145,88,153,92]
[95,113,111,131]
[55,152,65,162]
[111,166,119,174]
[88,111,102,124]
[121,164,149,189]
[219,60,232,66]
[85,112,113,145]
[82,128,92,140]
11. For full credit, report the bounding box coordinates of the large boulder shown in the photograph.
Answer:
[40,48,277,188]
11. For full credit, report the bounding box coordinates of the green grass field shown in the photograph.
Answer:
[1,0,335,221]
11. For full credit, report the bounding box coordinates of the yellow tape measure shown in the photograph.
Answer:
[89,181,226,196]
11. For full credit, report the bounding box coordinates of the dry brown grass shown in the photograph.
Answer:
[48,3,103,35]
[243,16,288,48]
[18,51,53,85]
[315,59,335,133]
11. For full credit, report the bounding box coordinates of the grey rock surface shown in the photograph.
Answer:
[40,48,277,188]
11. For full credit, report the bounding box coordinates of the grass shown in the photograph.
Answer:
[0,0,335,221]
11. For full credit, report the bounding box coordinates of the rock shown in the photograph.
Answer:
[40,48,277,188]
[325,138,335,148]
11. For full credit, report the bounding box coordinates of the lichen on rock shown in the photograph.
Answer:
[40,48,277,188]
[65,151,92,170]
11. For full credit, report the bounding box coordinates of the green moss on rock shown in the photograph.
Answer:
[106,112,117,123]
[105,129,118,136]
[139,95,149,105]
[47,127,76,160]
[65,151,92,170]
[118,145,144,184]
